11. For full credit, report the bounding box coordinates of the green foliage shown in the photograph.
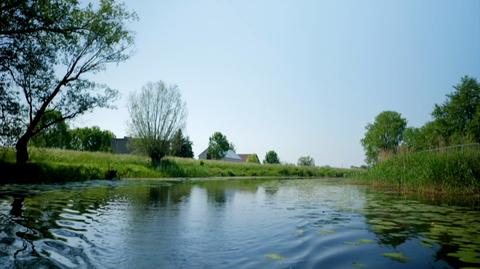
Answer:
[469,109,480,141]
[0,86,23,146]
[298,156,315,166]
[401,76,480,152]
[264,150,280,164]
[246,154,260,164]
[68,126,115,152]
[403,121,447,151]
[432,76,480,143]
[207,132,233,160]
[169,130,193,158]
[29,115,115,152]
[361,111,407,165]
[31,110,70,149]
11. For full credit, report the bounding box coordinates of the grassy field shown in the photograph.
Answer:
[357,148,480,193]
[0,147,356,183]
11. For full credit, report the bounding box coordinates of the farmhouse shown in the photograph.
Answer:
[198,149,257,163]
[111,137,133,154]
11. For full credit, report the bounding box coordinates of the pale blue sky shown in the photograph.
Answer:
[77,0,480,167]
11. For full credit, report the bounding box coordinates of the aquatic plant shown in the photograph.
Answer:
[382,252,408,263]
[265,253,286,261]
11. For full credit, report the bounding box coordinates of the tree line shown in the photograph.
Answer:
[31,113,114,152]
[361,76,480,165]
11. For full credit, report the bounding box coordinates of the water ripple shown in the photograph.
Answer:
[0,179,478,268]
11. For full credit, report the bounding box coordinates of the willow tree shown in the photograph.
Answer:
[128,81,187,165]
[0,0,136,164]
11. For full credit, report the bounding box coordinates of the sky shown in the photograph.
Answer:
[76,0,480,167]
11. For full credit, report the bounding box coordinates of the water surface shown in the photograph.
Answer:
[0,178,479,268]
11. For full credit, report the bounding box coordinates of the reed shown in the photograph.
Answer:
[358,148,480,193]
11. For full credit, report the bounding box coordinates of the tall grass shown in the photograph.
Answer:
[358,148,480,193]
[0,147,354,183]
[158,157,356,178]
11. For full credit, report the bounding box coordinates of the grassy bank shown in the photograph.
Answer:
[357,148,480,193]
[0,147,355,183]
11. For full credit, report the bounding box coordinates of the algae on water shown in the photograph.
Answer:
[345,239,374,246]
[265,253,286,261]
[318,229,336,235]
[382,252,409,263]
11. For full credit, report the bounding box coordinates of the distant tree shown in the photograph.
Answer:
[420,121,446,148]
[207,132,234,160]
[264,150,280,164]
[170,129,194,158]
[246,154,260,164]
[432,76,480,143]
[402,122,446,151]
[297,156,315,166]
[68,126,115,152]
[30,110,70,149]
[361,111,407,165]
[0,0,136,164]
[128,81,187,165]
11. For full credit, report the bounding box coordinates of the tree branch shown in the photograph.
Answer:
[31,111,78,137]
[0,27,84,36]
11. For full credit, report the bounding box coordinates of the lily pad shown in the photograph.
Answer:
[448,250,480,264]
[318,229,336,235]
[352,262,367,268]
[382,252,408,263]
[345,239,374,246]
[265,253,286,261]
[420,241,433,248]
[357,239,374,245]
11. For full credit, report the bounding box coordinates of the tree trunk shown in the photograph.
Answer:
[15,135,30,164]
[150,153,164,167]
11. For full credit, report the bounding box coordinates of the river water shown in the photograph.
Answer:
[0,178,479,268]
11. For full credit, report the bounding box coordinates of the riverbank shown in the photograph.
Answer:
[0,148,356,183]
[357,148,480,194]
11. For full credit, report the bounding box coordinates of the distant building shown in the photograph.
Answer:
[238,154,258,163]
[198,149,257,163]
[111,137,133,154]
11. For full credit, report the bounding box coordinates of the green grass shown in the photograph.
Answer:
[357,148,480,193]
[0,147,354,183]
